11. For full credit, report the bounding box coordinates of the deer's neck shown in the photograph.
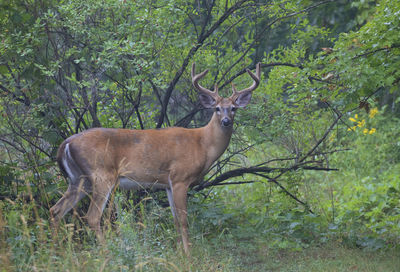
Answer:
[201,112,233,164]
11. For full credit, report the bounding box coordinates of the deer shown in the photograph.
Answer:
[50,62,261,254]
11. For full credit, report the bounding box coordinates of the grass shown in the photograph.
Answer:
[2,228,399,271]
[238,242,400,272]
[1,197,399,272]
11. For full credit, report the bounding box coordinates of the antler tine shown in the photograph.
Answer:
[191,63,219,99]
[231,62,261,97]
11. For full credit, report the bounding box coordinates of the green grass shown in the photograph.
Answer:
[2,229,399,272]
[235,242,400,272]
[1,199,399,272]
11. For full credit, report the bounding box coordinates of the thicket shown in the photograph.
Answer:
[1,0,399,270]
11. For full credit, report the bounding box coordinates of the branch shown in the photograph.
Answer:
[174,106,202,127]
[299,111,343,163]
[194,163,337,191]
[352,44,400,60]
[0,136,26,153]
[204,144,256,182]
[212,180,258,186]
[149,79,171,126]
[156,0,251,128]
[255,173,314,214]
[0,83,31,106]
[218,0,335,86]
[220,62,303,89]
[134,82,144,129]
[194,163,322,213]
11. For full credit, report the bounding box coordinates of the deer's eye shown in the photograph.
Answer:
[231,107,237,112]
[215,107,221,113]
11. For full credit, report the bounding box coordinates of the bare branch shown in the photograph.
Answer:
[195,163,338,191]
[218,0,335,85]
[255,173,314,213]
[156,0,251,128]
[299,113,343,163]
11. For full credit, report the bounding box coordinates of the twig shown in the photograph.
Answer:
[255,173,313,213]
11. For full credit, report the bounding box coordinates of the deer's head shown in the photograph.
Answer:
[192,63,261,128]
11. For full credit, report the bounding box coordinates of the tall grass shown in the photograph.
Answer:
[0,192,240,272]
[1,190,400,272]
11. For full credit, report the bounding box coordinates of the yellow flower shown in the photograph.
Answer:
[349,113,359,123]
[347,126,356,131]
[369,128,376,134]
[369,108,378,118]
[357,119,365,127]
[363,128,369,134]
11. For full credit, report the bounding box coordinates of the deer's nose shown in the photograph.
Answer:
[221,117,232,127]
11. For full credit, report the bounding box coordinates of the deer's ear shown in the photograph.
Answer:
[199,94,216,108]
[235,91,252,108]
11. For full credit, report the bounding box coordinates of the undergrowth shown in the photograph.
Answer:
[1,110,400,271]
[1,189,399,272]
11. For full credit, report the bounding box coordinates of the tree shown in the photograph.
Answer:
[1,0,397,215]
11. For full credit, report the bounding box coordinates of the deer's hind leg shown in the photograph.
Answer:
[50,177,90,228]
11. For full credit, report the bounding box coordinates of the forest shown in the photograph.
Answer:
[0,0,400,271]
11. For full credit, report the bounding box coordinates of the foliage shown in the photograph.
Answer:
[326,109,400,248]
[1,0,400,268]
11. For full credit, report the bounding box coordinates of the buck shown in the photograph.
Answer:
[50,62,261,254]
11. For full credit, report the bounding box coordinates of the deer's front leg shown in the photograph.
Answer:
[167,180,190,254]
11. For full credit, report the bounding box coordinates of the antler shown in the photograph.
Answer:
[191,63,220,100]
[230,62,261,100]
